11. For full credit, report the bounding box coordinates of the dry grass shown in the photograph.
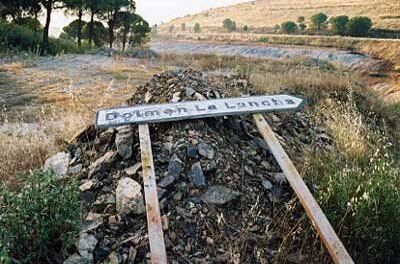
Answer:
[160,0,400,32]
[0,55,158,186]
[315,98,368,160]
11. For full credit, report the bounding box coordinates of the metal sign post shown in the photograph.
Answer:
[96,94,354,264]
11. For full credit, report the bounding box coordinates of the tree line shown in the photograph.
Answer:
[280,13,373,37]
[169,14,373,37]
[0,0,151,54]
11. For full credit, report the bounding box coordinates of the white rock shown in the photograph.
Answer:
[144,91,152,103]
[116,178,145,215]
[79,180,94,192]
[44,152,71,178]
[124,163,142,176]
[171,92,181,103]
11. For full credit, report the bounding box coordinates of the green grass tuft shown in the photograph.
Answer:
[0,170,80,263]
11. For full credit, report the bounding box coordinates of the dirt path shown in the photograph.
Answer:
[151,40,380,70]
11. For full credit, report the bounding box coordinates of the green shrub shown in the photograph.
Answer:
[194,23,201,33]
[330,15,349,36]
[259,36,269,43]
[47,37,79,55]
[281,21,298,34]
[0,22,40,51]
[347,16,373,37]
[311,12,328,31]
[0,170,80,263]
[223,18,236,32]
[0,244,10,264]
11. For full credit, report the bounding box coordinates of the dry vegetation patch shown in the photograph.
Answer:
[0,55,158,185]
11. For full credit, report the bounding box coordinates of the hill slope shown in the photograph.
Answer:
[160,0,400,33]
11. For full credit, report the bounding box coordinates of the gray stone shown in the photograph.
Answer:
[185,87,196,97]
[202,186,240,205]
[262,180,273,190]
[116,178,145,215]
[198,142,215,160]
[93,194,115,206]
[186,144,198,158]
[63,254,91,264]
[188,162,206,187]
[69,164,83,175]
[167,154,182,180]
[203,160,217,172]
[44,152,71,178]
[88,151,115,178]
[273,173,287,184]
[128,247,137,262]
[78,233,98,260]
[158,176,175,188]
[115,127,133,159]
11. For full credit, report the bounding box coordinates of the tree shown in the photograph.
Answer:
[194,23,201,33]
[84,0,104,46]
[129,14,150,47]
[65,0,84,46]
[311,12,328,31]
[39,0,67,54]
[0,0,24,20]
[330,15,349,36]
[100,0,135,49]
[243,25,249,32]
[62,19,87,41]
[347,16,372,37]
[83,20,106,46]
[297,16,306,32]
[223,18,236,32]
[299,23,306,32]
[281,21,297,34]
[273,24,280,33]
[181,22,186,31]
[116,11,135,51]
[25,0,42,36]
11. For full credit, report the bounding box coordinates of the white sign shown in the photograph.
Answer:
[96,95,305,128]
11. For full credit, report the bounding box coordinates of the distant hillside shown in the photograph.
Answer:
[160,0,400,33]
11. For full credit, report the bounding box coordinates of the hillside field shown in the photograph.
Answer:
[160,0,400,33]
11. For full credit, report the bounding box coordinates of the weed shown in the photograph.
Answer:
[113,71,130,80]
[0,170,80,263]
[305,140,400,263]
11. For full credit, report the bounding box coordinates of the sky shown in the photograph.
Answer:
[45,0,250,36]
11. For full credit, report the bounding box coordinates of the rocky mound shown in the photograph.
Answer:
[56,69,332,264]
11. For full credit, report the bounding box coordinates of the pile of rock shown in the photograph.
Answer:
[52,68,333,264]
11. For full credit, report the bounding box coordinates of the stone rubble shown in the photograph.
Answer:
[58,68,334,263]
